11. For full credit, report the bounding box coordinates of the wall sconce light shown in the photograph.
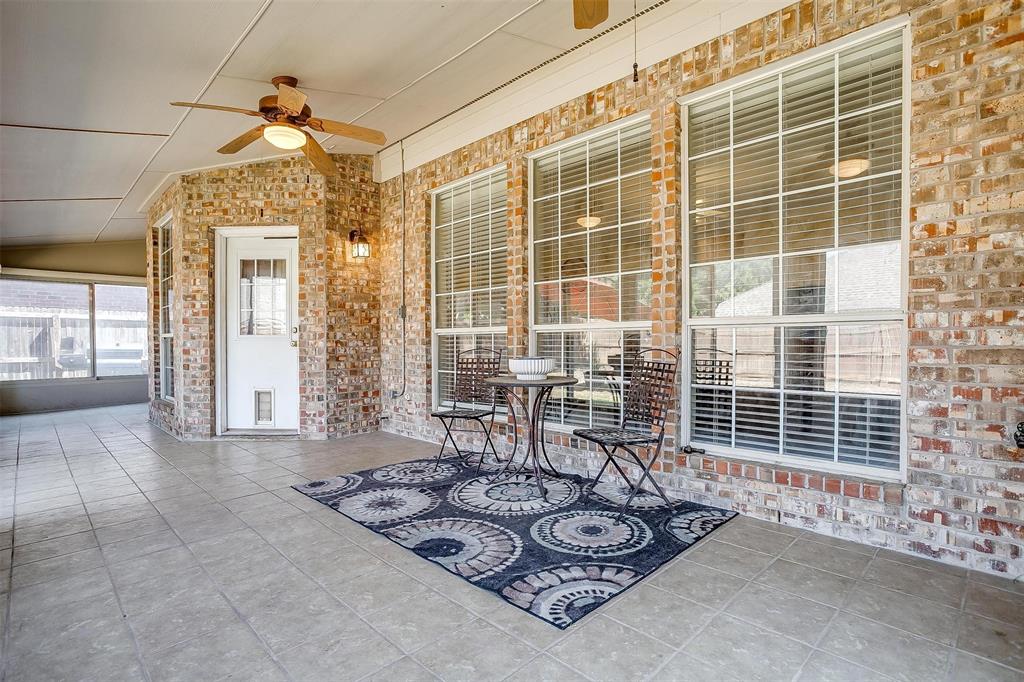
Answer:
[349,229,370,259]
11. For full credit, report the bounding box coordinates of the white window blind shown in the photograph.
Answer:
[684,29,905,473]
[432,168,508,407]
[531,119,653,428]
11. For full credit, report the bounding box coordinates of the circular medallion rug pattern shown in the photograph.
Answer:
[294,455,735,629]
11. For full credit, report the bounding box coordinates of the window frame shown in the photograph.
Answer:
[157,212,175,401]
[526,112,655,433]
[0,270,148,386]
[430,164,509,411]
[678,20,911,482]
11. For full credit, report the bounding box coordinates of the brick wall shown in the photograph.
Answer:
[375,0,1024,576]
[147,154,381,440]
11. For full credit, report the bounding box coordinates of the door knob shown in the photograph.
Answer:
[290,340,297,347]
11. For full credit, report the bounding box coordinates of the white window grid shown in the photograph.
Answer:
[528,115,655,431]
[681,24,910,479]
[431,167,508,410]
[158,218,174,400]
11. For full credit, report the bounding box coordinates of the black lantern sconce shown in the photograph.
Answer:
[349,229,370,259]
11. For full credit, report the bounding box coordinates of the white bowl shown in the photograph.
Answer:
[508,357,556,381]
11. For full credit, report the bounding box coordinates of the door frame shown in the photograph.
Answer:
[214,225,300,436]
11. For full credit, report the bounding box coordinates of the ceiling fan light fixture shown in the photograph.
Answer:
[263,123,306,150]
[829,158,870,178]
[576,215,601,229]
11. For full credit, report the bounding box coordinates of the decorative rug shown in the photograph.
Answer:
[293,455,736,629]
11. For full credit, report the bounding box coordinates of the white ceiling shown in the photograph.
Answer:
[0,0,646,246]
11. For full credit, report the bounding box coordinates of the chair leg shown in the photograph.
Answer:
[474,417,498,475]
[586,444,616,497]
[615,444,673,522]
[434,418,463,471]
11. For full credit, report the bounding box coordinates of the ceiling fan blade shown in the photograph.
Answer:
[276,84,308,116]
[573,0,609,29]
[302,133,339,176]
[306,117,386,146]
[217,126,266,154]
[170,101,263,117]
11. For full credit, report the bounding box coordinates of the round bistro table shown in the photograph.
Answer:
[484,374,578,499]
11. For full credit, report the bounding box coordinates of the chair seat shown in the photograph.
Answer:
[572,427,658,447]
[431,407,494,419]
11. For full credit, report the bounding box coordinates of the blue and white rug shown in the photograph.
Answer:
[293,455,736,628]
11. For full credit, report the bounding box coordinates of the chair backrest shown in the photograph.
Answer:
[454,347,503,407]
[621,348,678,434]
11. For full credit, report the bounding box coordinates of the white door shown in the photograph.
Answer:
[224,236,299,431]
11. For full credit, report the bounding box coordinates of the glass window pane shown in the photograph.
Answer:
[534,154,559,198]
[470,252,489,290]
[734,199,778,259]
[589,180,618,228]
[838,322,901,395]
[783,393,836,461]
[435,260,452,294]
[736,326,779,388]
[782,56,834,129]
[560,189,587,235]
[838,174,900,246]
[470,179,490,216]
[490,249,507,288]
[734,139,778,202]
[688,94,730,155]
[689,151,729,210]
[838,396,900,469]
[732,257,779,317]
[452,219,470,257]
[451,256,470,292]
[620,173,649,225]
[591,330,623,427]
[537,332,563,422]
[535,240,559,282]
[590,275,619,323]
[620,123,652,174]
[560,143,588,192]
[0,279,93,380]
[784,326,835,392]
[690,210,730,264]
[534,196,559,240]
[434,225,452,260]
[783,123,834,192]
[690,262,731,318]
[95,284,147,377]
[589,132,619,183]
[620,273,651,322]
[839,31,902,114]
[470,214,490,253]
[783,188,834,253]
[589,228,618,276]
[838,105,900,178]
[620,221,651,272]
[562,331,590,426]
[837,242,901,312]
[452,184,471,223]
[435,189,453,225]
[535,283,560,324]
[734,78,778,143]
[561,279,588,324]
[736,389,780,453]
[783,251,835,315]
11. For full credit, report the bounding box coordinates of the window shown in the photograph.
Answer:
[530,118,653,428]
[0,279,147,381]
[684,29,905,474]
[158,218,175,399]
[432,168,508,406]
[95,284,148,376]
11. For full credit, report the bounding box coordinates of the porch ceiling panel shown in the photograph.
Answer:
[0,126,163,201]
[0,199,120,244]
[0,0,267,133]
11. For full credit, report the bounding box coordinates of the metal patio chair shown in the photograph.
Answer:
[573,348,678,520]
[430,347,503,474]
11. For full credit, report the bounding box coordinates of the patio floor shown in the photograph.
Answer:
[1,404,1021,682]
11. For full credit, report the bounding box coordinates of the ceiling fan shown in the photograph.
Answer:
[170,76,387,177]
[573,0,609,29]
